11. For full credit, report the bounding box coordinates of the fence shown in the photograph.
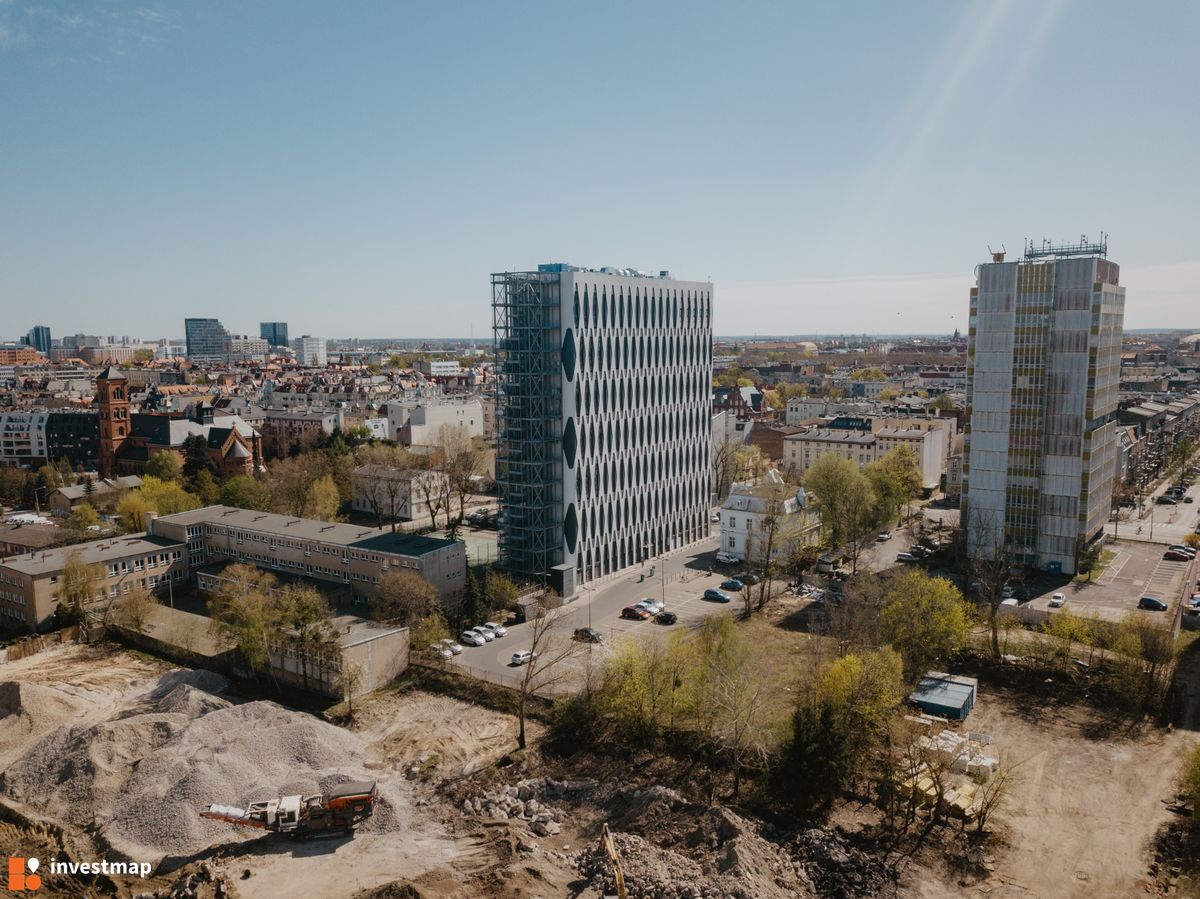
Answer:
[2,626,80,663]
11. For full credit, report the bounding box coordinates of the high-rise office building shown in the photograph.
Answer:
[24,326,51,356]
[293,335,328,366]
[260,322,289,348]
[963,238,1124,574]
[492,263,713,596]
[184,318,231,360]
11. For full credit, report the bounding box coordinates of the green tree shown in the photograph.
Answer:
[876,569,972,679]
[68,502,100,532]
[303,474,341,521]
[181,433,211,478]
[189,469,220,505]
[929,394,958,413]
[115,491,154,532]
[37,463,63,492]
[485,569,521,610]
[370,571,439,626]
[803,453,878,573]
[209,564,284,673]
[279,584,338,689]
[412,612,452,654]
[145,450,183,483]
[219,474,269,511]
[54,552,106,626]
[851,367,888,382]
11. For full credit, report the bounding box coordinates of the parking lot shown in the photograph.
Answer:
[1022,537,1194,622]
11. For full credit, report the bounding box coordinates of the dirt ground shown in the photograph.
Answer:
[901,685,1197,899]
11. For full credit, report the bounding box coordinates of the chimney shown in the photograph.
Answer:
[143,511,158,534]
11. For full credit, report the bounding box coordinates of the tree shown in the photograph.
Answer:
[485,569,521,610]
[370,571,438,626]
[712,438,740,502]
[279,584,338,690]
[1077,539,1103,580]
[1185,533,1200,550]
[851,367,888,382]
[304,474,341,521]
[438,424,485,521]
[413,466,448,529]
[116,588,156,633]
[115,491,154,532]
[1042,610,1094,666]
[37,463,63,492]
[208,564,284,673]
[865,446,922,526]
[514,602,579,749]
[707,626,772,797]
[219,474,269,511]
[181,434,211,478]
[263,456,325,516]
[117,476,201,530]
[804,453,878,573]
[54,553,106,626]
[876,569,972,679]
[145,450,183,483]
[189,469,220,505]
[929,394,958,413]
[972,753,1022,834]
[68,502,100,533]
[412,612,452,655]
[355,444,415,530]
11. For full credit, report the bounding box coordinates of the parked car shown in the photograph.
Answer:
[738,572,761,585]
[703,588,732,603]
[1186,496,1195,503]
[483,621,508,637]
[466,509,491,525]
[1157,496,1178,505]
[876,531,892,542]
[895,552,918,563]
[430,644,452,660]
[1049,592,1066,608]
[1164,550,1192,561]
[1001,584,1016,599]
[635,598,664,615]
[720,578,744,591]
[510,650,537,666]
[459,630,486,647]
[471,626,495,642]
[711,511,721,522]
[655,611,678,625]
[620,605,651,620]
[1138,596,1168,612]
[1168,544,1196,558]
[573,627,603,643]
[441,638,463,655]
[715,551,739,564]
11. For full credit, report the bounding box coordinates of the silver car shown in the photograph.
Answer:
[483,621,508,637]
[471,626,495,643]
[441,638,463,655]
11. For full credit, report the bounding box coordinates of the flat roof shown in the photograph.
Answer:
[909,672,978,710]
[155,505,458,557]
[1,533,181,577]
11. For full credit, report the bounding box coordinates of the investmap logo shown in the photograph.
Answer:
[7,857,41,891]
[7,856,152,890]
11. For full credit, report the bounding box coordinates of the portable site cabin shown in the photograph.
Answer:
[908,672,978,721]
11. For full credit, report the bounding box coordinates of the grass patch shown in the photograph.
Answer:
[1074,549,1117,582]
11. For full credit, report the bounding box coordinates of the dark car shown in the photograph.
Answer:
[655,611,678,625]
[738,572,761,586]
[1164,550,1192,562]
[1157,496,1179,505]
[620,606,651,621]
[1186,496,1195,503]
[720,578,744,591]
[703,588,732,603]
[1138,596,1168,612]
[573,627,603,643]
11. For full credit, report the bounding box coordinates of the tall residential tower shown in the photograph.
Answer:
[493,264,713,596]
[963,238,1124,574]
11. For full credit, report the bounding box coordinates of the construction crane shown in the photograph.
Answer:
[201,781,378,839]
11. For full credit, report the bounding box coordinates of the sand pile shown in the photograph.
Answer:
[0,680,94,764]
[1,668,401,864]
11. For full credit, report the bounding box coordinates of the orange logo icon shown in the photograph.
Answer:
[7,857,42,891]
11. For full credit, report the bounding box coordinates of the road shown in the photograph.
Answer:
[1108,476,1200,546]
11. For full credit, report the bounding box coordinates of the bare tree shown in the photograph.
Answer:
[514,601,580,750]
[412,465,448,530]
[966,507,1014,661]
[711,437,739,502]
[438,424,485,521]
[972,753,1023,834]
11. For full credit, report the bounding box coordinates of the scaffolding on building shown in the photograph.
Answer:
[491,271,563,580]
[1023,234,1107,260]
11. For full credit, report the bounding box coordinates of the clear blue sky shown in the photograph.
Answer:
[2,0,1197,339]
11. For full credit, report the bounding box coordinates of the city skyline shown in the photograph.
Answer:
[2,1,1198,336]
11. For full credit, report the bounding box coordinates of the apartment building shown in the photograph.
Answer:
[350,466,449,525]
[782,424,945,493]
[396,400,483,447]
[718,473,821,563]
[963,241,1124,574]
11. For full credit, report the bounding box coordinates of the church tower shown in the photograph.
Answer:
[96,366,129,477]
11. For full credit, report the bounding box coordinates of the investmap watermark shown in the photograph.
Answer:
[8,856,152,891]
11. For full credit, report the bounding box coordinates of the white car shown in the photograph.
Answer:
[1049,592,1066,608]
[471,626,495,643]
[876,531,892,542]
[459,630,486,647]
[511,650,537,666]
[1001,585,1016,599]
[441,638,463,655]
[715,551,739,564]
[711,511,721,522]
[430,644,452,660]
[635,598,664,615]
[483,621,508,638]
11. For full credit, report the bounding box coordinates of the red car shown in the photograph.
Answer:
[620,605,651,621]
[1164,550,1191,561]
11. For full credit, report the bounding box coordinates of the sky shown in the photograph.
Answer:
[1,0,1198,340]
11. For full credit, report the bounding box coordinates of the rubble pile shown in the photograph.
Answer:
[788,827,896,898]
[577,831,713,899]
[135,861,237,899]
[460,776,594,837]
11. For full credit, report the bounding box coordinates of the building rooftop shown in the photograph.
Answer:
[154,505,458,557]
[1,533,180,576]
[784,429,876,445]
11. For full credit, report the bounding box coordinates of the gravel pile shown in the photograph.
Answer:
[1,668,400,865]
[0,680,91,759]
[787,827,896,897]
[578,831,712,899]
